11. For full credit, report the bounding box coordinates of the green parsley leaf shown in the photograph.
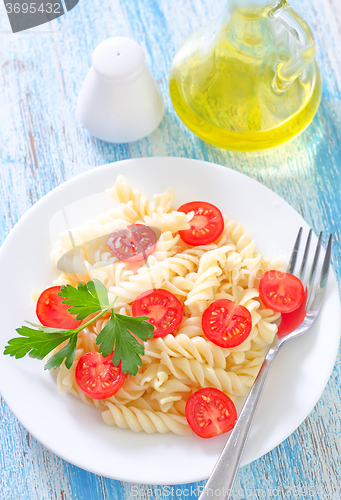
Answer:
[58,279,109,320]
[4,280,113,369]
[4,280,155,376]
[4,324,74,361]
[96,311,154,376]
[44,333,78,370]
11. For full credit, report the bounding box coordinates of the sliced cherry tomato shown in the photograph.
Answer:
[178,201,224,246]
[277,288,307,337]
[185,388,237,438]
[108,224,157,263]
[36,286,82,329]
[202,299,252,348]
[75,351,125,399]
[132,289,184,338]
[259,270,304,313]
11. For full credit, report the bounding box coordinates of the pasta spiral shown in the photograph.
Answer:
[158,352,251,397]
[144,333,230,369]
[102,402,191,435]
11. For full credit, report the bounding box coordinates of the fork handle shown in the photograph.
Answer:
[198,339,280,500]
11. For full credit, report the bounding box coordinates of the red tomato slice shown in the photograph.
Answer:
[36,286,82,329]
[178,201,224,246]
[259,270,304,313]
[75,352,125,399]
[202,299,252,348]
[132,289,184,338]
[277,289,307,337]
[108,224,157,263]
[185,388,237,438]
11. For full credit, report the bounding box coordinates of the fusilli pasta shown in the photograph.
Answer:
[49,176,284,436]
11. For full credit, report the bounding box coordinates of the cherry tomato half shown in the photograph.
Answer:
[36,286,82,329]
[108,224,157,263]
[132,289,184,338]
[185,388,237,438]
[178,201,224,246]
[202,299,252,348]
[75,352,125,399]
[259,270,304,313]
[277,289,307,337]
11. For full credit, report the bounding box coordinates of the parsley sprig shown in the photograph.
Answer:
[4,279,154,375]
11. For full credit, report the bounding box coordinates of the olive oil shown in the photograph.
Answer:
[169,4,322,151]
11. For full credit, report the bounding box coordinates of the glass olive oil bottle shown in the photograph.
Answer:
[169,0,322,151]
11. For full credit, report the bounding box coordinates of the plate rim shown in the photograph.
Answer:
[0,156,340,485]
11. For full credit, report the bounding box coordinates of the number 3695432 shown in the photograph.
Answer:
[5,3,62,14]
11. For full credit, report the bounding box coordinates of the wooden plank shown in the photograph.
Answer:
[1,0,341,498]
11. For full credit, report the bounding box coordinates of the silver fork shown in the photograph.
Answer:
[199,229,333,500]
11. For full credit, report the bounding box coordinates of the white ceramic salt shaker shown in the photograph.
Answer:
[76,37,164,143]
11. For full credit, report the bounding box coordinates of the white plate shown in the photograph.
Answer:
[0,157,340,485]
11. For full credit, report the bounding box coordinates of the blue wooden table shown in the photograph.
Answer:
[1,0,341,498]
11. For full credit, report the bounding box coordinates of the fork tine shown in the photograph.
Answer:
[297,228,312,284]
[306,232,323,308]
[309,234,333,313]
[287,227,303,274]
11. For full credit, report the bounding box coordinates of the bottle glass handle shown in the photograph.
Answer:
[270,0,316,91]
